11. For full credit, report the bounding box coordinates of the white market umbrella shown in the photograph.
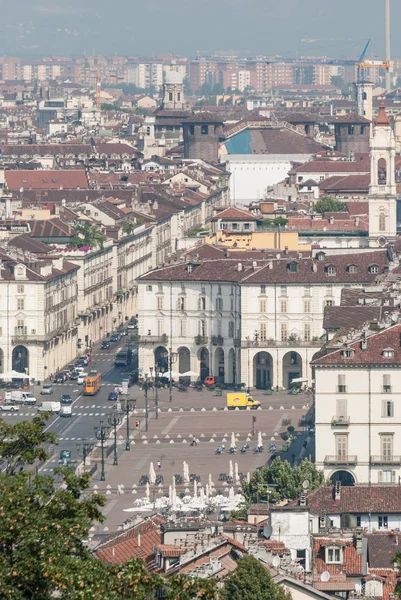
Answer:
[229,486,235,501]
[291,377,308,384]
[234,463,239,483]
[181,371,199,378]
[205,484,210,500]
[193,479,198,498]
[168,371,182,379]
[229,460,234,479]
[145,482,150,500]
[0,371,27,379]
[257,432,263,449]
[183,461,190,483]
[230,432,236,450]
[247,472,251,484]
[208,473,213,488]
[149,462,156,485]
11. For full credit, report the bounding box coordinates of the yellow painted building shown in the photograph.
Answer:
[205,230,311,252]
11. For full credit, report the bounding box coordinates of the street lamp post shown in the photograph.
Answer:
[150,366,158,420]
[168,351,178,403]
[76,438,94,472]
[94,421,106,481]
[143,380,150,432]
[108,413,122,466]
[121,399,135,451]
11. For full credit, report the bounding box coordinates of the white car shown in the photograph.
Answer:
[0,403,20,412]
[77,373,88,385]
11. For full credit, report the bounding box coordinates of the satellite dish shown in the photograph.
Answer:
[263,524,273,539]
[272,556,280,568]
[302,480,310,491]
[320,571,331,582]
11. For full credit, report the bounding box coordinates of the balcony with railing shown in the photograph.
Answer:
[140,334,168,345]
[194,335,208,345]
[331,416,350,427]
[324,455,357,465]
[242,339,322,348]
[212,335,224,346]
[370,455,401,465]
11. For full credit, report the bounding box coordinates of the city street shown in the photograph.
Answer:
[0,345,314,533]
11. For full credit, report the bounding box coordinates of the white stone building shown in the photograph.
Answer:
[0,250,79,381]
[137,249,390,386]
[314,322,401,486]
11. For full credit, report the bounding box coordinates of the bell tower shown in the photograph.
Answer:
[368,99,397,246]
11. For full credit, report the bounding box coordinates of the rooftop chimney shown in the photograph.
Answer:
[284,246,289,255]
[237,262,243,272]
[334,481,341,501]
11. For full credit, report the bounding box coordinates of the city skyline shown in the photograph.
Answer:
[2,0,400,58]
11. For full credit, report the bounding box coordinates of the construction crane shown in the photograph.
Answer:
[95,73,101,111]
[356,39,390,117]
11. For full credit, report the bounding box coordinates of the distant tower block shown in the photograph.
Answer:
[355,81,374,122]
[183,113,224,162]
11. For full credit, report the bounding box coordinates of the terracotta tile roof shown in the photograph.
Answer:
[345,201,369,216]
[313,323,401,366]
[300,485,401,515]
[6,169,89,190]
[211,207,259,222]
[139,250,389,286]
[320,174,370,193]
[96,143,137,156]
[294,160,369,174]
[313,537,363,577]
[367,533,400,569]
[93,517,163,565]
[248,502,271,515]
[28,218,73,239]
[287,217,368,232]
[0,143,93,157]
[323,306,382,330]
[154,544,184,557]
[368,569,399,600]
[8,234,51,254]
[330,112,371,124]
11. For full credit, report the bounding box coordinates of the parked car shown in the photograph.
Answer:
[59,449,72,465]
[110,334,121,343]
[75,360,86,368]
[69,371,79,380]
[60,406,72,418]
[79,355,89,366]
[53,373,66,383]
[101,340,110,350]
[60,394,72,404]
[40,384,53,395]
[0,402,19,412]
[108,391,118,402]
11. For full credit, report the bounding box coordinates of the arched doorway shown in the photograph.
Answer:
[12,346,29,374]
[283,351,302,389]
[178,347,190,374]
[154,346,168,374]
[253,352,273,390]
[227,348,235,385]
[330,470,355,487]
[198,347,209,381]
[215,347,225,383]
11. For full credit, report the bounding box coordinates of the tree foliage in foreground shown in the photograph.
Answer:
[0,417,217,600]
[221,556,292,600]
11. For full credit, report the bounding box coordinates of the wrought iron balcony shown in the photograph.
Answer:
[212,335,224,346]
[194,335,208,345]
[140,334,168,345]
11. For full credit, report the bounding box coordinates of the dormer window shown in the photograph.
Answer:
[369,264,379,274]
[316,252,325,261]
[342,349,354,358]
[325,545,343,564]
[288,262,298,273]
[382,348,394,358]
[347,264,358,274]
[327,265,336,276]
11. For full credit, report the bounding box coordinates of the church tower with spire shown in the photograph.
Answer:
[368,99,397,246]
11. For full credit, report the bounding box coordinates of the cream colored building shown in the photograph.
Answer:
[0,250,79,381]
[314,322,401,486]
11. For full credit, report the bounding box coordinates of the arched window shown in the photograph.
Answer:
[379,212,386,232]
[378,158,387,185]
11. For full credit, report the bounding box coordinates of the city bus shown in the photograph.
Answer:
[114,347,133,367]
[83,372,102,395]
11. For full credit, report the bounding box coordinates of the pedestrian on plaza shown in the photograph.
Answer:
[135,419,140,429]
[157,460,161,471]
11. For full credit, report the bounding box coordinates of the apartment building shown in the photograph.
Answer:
[137,249,390,386]
[314,322,401,486]
[0,247,79,381]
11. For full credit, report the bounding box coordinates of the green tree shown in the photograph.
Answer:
[262,216,288,228]
[221,555,292,600]
[0,417,218,599]
[314,196,346,215]
[242,457,325,505]
[68,222,106,249]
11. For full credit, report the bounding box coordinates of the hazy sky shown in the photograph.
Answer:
[1,0,400,58]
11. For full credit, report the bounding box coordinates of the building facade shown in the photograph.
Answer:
[314,323,401,486]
